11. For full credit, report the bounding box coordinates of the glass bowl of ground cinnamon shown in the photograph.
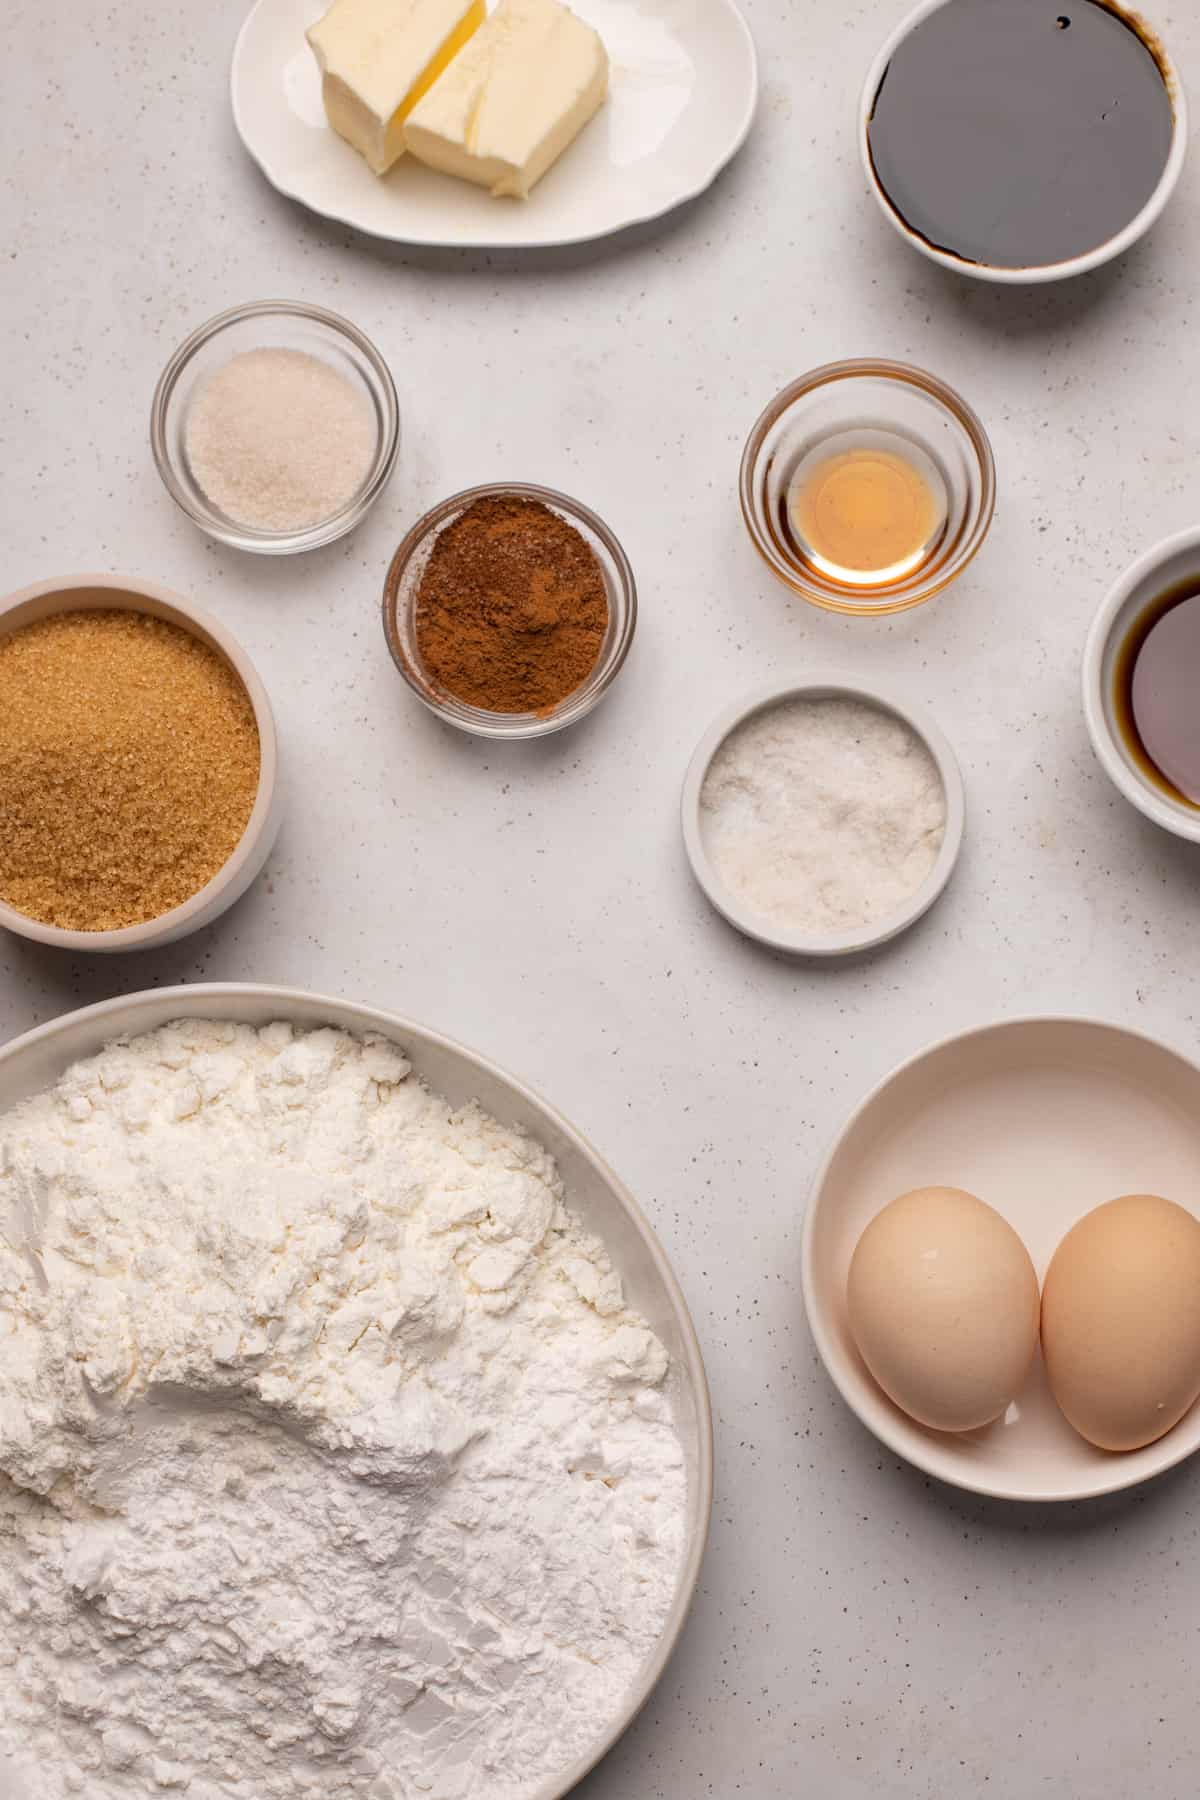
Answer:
[382,483,637,738]
[0,575,281,952]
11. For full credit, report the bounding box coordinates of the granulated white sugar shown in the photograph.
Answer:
[185,347,376,533]
[699,695,947,935]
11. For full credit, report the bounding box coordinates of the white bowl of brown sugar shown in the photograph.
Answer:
[0,575,281,952]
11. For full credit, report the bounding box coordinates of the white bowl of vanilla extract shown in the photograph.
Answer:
[1084,530,1200,844]
[860,0,1188,284]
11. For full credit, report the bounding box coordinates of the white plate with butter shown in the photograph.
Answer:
[231,0,758,248]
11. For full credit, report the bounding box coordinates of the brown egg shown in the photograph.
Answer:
[846,1186,1041,1433]
[1041,1194,1200,1452]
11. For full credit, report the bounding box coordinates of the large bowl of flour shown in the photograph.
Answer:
[0,983,711,1800]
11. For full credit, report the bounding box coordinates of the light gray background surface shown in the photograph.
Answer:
[3,1,1200,1794]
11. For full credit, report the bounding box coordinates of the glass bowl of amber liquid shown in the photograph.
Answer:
[740,359,996,615]
[382,481,637,740]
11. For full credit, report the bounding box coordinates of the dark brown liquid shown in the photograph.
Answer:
[867,0,1174,270]
[1115,581,1200,808]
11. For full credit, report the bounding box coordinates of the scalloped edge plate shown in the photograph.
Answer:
[231,0,758,248]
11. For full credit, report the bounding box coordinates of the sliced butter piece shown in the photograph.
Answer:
[307,0,487,175]
[403,0,608,199]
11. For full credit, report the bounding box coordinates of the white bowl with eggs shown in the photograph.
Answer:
[802,1016,1200,1502]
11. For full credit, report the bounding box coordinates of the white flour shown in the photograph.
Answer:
[699,696,947,934]
[0,1021,687,1800]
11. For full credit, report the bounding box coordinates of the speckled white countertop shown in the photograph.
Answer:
[4,1,1200,1794]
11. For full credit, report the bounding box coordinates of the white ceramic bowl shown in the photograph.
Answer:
[1083,525,1200,842]
[0,576,282,952]
[680,675,965,957]
[0,983,713,1800]
[802,1016,1200,1502]
[858,0,1189,284]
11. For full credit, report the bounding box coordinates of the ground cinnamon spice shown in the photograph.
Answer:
[414,496,609,715]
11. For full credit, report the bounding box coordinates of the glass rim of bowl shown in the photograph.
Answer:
[382,480,637,741]
[150,298,401,556]
[739,357,997,616]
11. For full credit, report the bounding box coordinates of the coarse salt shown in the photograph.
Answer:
[699,695,947,935]
[185,346,376,533]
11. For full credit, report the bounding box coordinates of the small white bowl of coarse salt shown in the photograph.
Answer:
[151,300,399,555]
[681,675,965,957]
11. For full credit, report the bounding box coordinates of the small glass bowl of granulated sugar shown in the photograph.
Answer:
[152,300,400,554]
[681,675,965,957]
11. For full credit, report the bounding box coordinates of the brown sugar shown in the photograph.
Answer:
[414,496,609,715]
[0,609,260,931]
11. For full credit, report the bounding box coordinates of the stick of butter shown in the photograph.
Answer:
[403,0,609,199]
[307,0,487,175]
